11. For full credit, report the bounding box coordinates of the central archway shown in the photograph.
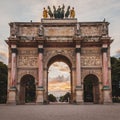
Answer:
[84,74,99,104]
[47,55,72,103]
[20,74,36,104]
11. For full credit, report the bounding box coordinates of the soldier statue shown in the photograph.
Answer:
[43,7,48,18]
[70,7,75,18]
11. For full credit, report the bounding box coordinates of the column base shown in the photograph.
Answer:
[103,86,112,104]
[7,87,16,104]
[75,86,83,104]
[36,86,44,104]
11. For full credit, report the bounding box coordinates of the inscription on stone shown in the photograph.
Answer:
[44,27,75,36]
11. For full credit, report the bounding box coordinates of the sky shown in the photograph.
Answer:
[48,62,70,97]
[0,0,120,64]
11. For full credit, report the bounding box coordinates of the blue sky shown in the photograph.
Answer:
[0,0,120,64]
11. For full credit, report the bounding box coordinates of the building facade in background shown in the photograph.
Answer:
[6,16,113,104]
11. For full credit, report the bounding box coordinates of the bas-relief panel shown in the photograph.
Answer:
[81,48,102,67]
[19,26,38,36]
[17,48,38,67]
[18,56,38,67]
[44,27,75,36]
[81,56,101,66]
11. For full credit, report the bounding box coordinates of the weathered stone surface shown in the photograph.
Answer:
[44,26,75,36]
[6,18,112,105]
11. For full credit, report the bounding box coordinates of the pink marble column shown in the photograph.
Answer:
[102,46,109,87]
[38,45,44,87]
[76,45,81,87]
[10,46,17,87]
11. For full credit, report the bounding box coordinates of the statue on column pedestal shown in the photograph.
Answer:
[39,24,43,36]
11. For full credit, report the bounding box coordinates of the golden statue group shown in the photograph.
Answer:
[43,5,75,19]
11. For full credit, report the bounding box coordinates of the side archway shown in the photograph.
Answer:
[19,74,36,104]
[84,74,100,104]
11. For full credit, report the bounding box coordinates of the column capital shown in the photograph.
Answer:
[38,48,44,53]
[103,86,110,90]
[101,48,108,53]
[75,48,81,53]
[37,86,44,91]
[11,48,18,54]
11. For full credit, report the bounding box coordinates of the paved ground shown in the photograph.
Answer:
[0,104,120,120]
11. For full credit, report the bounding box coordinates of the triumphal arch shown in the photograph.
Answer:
[6,6,113,104]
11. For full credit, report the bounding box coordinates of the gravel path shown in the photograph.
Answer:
[0,104,120,120]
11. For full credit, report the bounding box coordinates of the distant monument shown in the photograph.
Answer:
[6,6,113,105]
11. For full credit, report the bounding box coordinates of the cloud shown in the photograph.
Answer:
[0,51,8,64]
[0,0,120,57]
[48,74,70,92]
[48,80,70,92]
[116,49,120,53]
[49,62,70,78]
[49,75,70,83]
[112,48,120,58]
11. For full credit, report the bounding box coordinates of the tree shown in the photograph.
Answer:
[0,62,8,103]
[48,94,57,102]
[59,92,71,102]
[111,57,120,102]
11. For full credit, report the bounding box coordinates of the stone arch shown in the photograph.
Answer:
[19,74,36,104]
[82,70,101,83]
[46,54,73,103]
[47,54,72,69]
[44,50,75,69]
[83,74,100,104]
[18,71,38,84]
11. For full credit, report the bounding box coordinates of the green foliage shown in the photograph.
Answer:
[0,62,8,103]
[48,94,57,102]
[59,92,71,102]
[111,57,120,102]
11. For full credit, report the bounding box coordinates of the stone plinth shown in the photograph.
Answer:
[41,18,77,24]
[76,87,83,104]
[36,87,44,104]
[7,87,16,104]
[103,87,112,104]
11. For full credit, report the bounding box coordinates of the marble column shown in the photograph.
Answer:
[38,47,44,87]
[76,46,81,87]
[36,45,44,104]
[102,47,109,87]
[75,45,83,104]
[102,44,112,103]
[7,45,17,104]
[10,47,17,87]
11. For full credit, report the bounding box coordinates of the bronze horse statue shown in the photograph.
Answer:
[65,6,70,18]
[48,6,53,18]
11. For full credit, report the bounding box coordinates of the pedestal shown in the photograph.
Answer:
[103,86,112,104]
[76,86,83,104]
[36,87,44,104]
[7,87,16,104]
